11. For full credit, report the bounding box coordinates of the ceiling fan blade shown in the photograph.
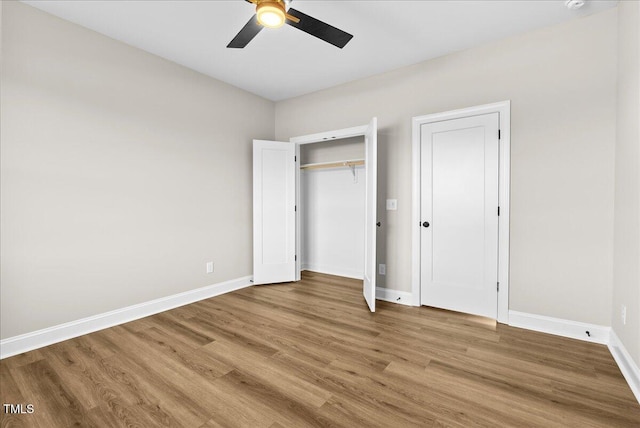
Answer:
[285,8,353,49]
[227,14,263,48]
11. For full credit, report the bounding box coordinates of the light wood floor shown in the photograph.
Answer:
[1,272,639,427]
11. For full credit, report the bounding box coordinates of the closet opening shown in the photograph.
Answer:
[299,137,365,280]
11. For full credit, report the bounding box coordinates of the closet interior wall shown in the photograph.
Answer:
[300,137,366,280]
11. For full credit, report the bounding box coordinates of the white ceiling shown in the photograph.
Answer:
[22,0,617,101]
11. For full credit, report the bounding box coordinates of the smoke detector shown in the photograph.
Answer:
[565,0,586,10]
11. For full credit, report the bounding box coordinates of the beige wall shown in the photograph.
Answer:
[276,10,618,326]
[0,2,275,339]
[613,0,640,366]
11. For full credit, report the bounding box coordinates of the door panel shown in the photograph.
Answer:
[253,140,296,285]
[420,113,499,318]
[363,118,377,312]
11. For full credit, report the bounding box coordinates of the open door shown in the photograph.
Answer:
[363,118,378,312]
[253,140,296,285]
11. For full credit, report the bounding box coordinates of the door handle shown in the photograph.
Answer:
[376,222,381,227]
[422,221,430,228]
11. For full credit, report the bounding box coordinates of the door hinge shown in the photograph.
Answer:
[497,282,500,292]
[498,129,501,140]
[295,205,297,212]
[294,155,297,162]
[295,255,297,261]
[498,206,500,216]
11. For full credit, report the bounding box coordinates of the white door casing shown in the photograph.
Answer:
[412,101,511,323]
[253,140,296,285]
[420,113,499,319]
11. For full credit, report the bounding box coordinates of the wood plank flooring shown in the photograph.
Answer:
[1,271,639,427]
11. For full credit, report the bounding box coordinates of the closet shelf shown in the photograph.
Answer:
[300,159,365,170]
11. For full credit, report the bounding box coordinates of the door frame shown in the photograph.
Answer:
[411,101,511,323]
[290,122,373,282]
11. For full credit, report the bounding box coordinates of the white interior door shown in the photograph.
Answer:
[253,140,296,285]
[363,118,378,312]
[420,113,499,318]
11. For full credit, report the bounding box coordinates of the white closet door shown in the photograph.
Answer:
[253,140,296,285]
[363,118,378,312]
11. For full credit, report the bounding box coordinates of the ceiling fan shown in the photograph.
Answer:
[227,0,353,49]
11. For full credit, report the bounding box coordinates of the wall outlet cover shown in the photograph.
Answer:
[386,199,398,210]
[379,264,386,275]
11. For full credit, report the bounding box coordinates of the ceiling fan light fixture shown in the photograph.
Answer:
[227,0,350,49]
[257,2,286,28]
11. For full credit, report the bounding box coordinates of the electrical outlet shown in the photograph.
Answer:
[379,264,386,275]
[206,261,214,274]
[622,305,627,325]
[386,199,398,211]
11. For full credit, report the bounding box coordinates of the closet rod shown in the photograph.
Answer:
[300,159,365,170]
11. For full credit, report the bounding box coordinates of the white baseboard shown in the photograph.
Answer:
[376,287,414,306]
[508,310,610,345]
[609,330,640,404]
[0,276,253,360]
[302,264,363,280]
